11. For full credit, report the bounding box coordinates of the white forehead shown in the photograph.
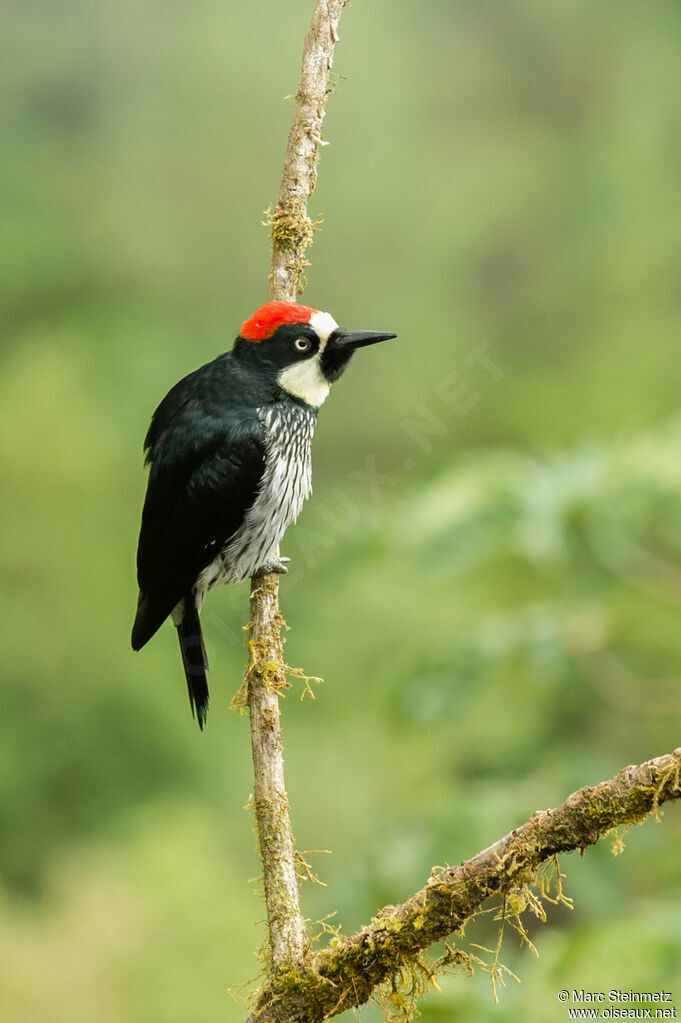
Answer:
[309,310,339,349]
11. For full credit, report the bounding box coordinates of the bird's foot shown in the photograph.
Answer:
[254,556,291,577]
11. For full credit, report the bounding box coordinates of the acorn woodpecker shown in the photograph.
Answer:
[132,300,396,728]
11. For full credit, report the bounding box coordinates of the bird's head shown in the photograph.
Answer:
[235,301,397,408]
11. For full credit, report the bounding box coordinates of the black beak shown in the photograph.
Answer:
[329,328,398,351]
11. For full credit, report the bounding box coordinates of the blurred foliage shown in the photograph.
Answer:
[1,0,680,1020]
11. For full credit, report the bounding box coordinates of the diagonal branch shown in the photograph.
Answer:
[244,0,349,971]
[245,748,681,1022]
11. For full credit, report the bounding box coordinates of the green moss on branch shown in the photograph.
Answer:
[244,748,681,1023]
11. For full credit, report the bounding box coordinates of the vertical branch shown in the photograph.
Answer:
[245,0,348,970]
[247,577,305,966]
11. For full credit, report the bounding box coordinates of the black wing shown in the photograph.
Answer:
[132,364,265,650]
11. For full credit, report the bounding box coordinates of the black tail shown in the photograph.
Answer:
[176,597,209,730]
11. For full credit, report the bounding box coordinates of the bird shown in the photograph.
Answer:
[132,300,396,728]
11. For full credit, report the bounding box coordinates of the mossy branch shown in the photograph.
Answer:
[244,0,349,972]
[268,0,348,300]
[243,748,681,1022]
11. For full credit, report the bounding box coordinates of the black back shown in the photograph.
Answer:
[132,350,267,649]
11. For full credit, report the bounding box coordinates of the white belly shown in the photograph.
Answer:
[196,404,315,594]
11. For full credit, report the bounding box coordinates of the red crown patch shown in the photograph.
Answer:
[240,301,317,342]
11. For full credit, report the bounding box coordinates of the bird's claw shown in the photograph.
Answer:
[254,556,291,577]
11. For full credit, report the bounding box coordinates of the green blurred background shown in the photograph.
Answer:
[2,1,681,1019]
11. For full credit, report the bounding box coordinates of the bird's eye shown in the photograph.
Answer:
[294,337,312,352]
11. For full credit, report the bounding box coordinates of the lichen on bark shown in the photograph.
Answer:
[244,749,681,1023]
[242,0,350,977]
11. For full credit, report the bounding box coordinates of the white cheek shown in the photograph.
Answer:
[278,353,331,408]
